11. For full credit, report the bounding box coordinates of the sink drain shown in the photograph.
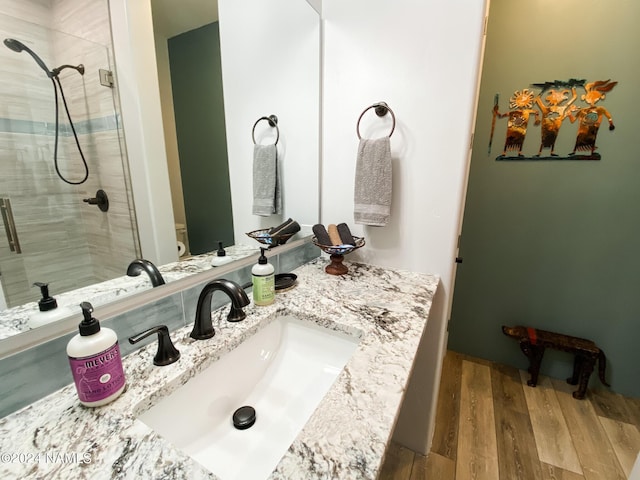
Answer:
[232,405,256,430]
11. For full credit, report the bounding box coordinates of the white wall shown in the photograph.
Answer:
[322,0,485,305]
[322,0,486,451]
[218,0,320,241]
[631,453,640,480]
[152,27,187,236]
[109,0,177,266]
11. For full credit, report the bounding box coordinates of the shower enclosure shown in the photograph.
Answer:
[0,11,140,308]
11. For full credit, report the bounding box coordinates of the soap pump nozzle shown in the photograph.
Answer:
[33,282,57,311]
[78,301,101,336]
[216,241,226,257]
[258,247,268,265]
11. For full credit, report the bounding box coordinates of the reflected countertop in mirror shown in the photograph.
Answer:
[0,243,261,341]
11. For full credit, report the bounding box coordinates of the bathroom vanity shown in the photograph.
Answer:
[0,259,438,479]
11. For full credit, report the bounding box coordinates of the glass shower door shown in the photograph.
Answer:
[0,13,140,308]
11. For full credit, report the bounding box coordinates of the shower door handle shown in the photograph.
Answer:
[0,198,22,254]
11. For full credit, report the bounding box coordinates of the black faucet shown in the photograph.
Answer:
[129,325,180,366]
[191,279,250,340]
[126,259,166,287]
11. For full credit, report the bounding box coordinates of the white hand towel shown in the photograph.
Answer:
[252,144,281,216]
[354,137,392,226]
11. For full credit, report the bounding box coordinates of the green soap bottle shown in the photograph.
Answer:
[252,248,275,306]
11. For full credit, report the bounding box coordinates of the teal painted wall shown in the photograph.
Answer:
[449,0,640,397]
[168,22,234,255]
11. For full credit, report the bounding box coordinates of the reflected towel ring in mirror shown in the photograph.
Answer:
[252,115,280,145]
[356,102,396,139]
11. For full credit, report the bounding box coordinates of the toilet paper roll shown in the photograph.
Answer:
[177,241,186,257]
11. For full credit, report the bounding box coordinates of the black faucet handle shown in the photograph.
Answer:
[129,325,180,366]
[83,189,109,212]
[228,304,247,323]
[226,280,250,322]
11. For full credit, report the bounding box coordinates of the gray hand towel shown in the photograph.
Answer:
[252,143,281,216]
[354,137,392,226]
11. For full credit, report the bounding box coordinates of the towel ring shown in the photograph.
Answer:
[252,115,279,145]
[356,102,396,139]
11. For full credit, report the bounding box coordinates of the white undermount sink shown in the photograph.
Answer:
[137,315,360,480]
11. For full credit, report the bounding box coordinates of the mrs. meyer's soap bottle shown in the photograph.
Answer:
[252,248,275,306]
[67,302,126,406]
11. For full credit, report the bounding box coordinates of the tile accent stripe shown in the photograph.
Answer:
[0,114,120,136]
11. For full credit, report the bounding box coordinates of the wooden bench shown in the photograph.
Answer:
[502,325,609,399]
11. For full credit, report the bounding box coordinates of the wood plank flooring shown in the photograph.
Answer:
[378,351,640,480]
[456,360,499,479]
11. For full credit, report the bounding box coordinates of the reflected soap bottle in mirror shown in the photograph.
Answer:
[211,241,234,267]
[28,282,73,329]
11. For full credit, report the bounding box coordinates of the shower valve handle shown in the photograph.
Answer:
[83,189,109,212]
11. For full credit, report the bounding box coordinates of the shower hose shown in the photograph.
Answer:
[50,71,89,185]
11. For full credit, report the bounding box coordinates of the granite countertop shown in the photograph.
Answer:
[0,259,438,479]
[0,244,259,340]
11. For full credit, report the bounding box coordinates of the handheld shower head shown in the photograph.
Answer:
[4,38,53,77]
[3,38,23,52]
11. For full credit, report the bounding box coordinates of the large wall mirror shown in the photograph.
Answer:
[0,0,320,350]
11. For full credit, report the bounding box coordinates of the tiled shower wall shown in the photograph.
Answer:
[0,0,139,307]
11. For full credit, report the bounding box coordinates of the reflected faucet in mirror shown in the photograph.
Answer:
[126,259,166,287]
[191,279,250,340]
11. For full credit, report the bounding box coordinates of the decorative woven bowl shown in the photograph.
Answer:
[312,236,365,275]
[246,228,296,247]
